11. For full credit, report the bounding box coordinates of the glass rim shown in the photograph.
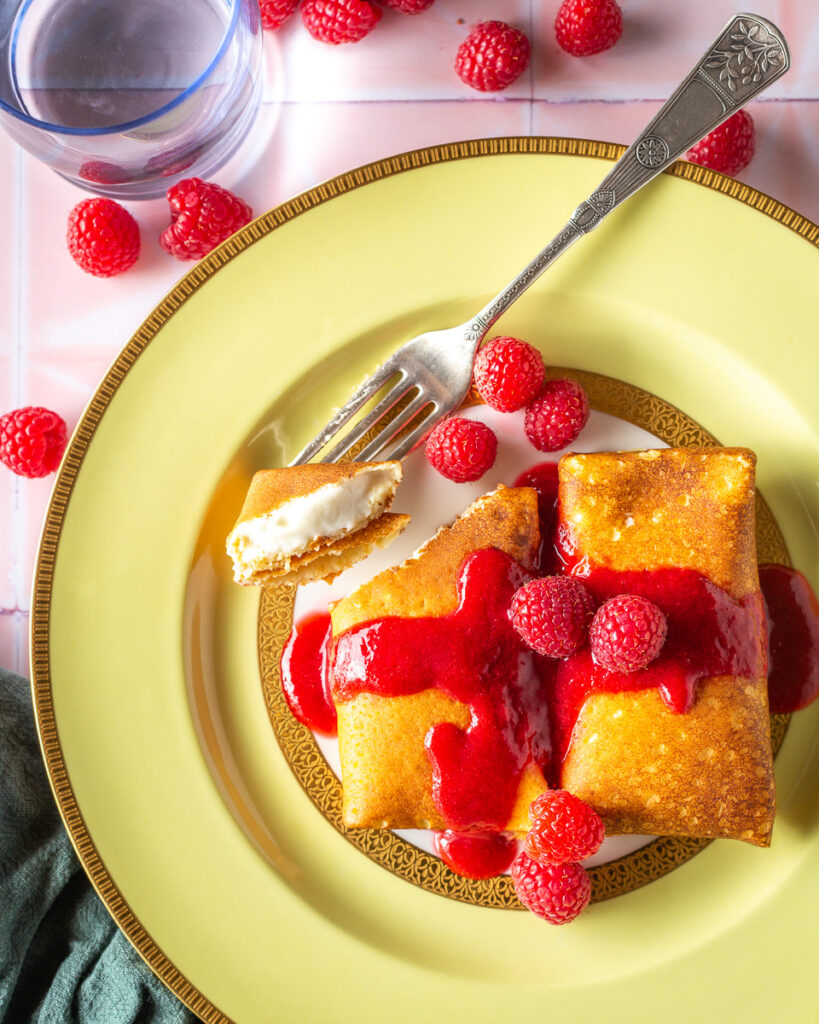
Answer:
[0,0,244,137]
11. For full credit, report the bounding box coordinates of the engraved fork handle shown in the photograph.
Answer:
[465,13,790,342]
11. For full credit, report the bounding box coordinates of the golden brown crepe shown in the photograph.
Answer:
[558,447,775,847]
[226,461,408,586]
[330,484,547,830]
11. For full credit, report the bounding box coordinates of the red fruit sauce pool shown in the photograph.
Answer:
[759,563,819,713]
[433,829,518,879]
[280,612,336,736]
[280,461,819,870]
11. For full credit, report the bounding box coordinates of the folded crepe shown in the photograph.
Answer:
[226,461,409,586]
[557,447,776,847]
[330,484,548,831]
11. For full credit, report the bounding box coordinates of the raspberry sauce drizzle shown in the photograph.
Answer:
[514,462,560,574]
[280,612,337,736]
[759,564,819,713]
[332,548,551,829]
[542,567,768,770]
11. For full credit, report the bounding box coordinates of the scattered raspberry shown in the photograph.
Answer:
[66,198,140,278]
[301,0,382,43]
[473,336,545,413]
[524,378,589,452]
[260,0,299,30]
[511,853,591,924]
[455,21,531,92]
[382,0,434,12]
[0,407,68,478]
[78,161,128,185]
[525,790,605,864]
[590,594,668,673]
[555,0,622,56]
[686,110,756,177]
[160,178,253,261]
[511,577,594,658]
[425,416,497,483]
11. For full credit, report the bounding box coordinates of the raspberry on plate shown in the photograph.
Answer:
[686,110,756,177]
[524,378,590,452]
[473,336,545,413]
[160,178,253,261]
[555,0,623,57]
[382,0,434,12]
[511,852,591,924]
[510,576,594,658]
[424,416,497,483]
[525,790,605,864]
[590,594,668,673]
[455,21,531,92]
[301,0,382,43]
[0,406,68,478]
[66,198,140,278]
[260,0,299,30]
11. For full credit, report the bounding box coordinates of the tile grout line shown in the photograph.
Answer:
[11,149,26,674]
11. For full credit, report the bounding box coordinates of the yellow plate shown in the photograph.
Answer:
[32,139,819,1024]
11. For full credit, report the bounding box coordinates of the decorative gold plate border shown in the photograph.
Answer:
[29,139,814,1021]
[258,367,791,908]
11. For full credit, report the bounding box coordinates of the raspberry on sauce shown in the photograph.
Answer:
[590,594,668,673]
[525,790,605,864]
[510,577,595,658]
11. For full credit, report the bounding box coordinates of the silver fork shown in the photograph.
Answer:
[291,12,789,467]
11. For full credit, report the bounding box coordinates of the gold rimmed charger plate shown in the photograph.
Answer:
[32,138,819,1024]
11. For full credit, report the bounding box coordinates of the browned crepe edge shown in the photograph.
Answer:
[231,461,402,531]
[238,512,410,587]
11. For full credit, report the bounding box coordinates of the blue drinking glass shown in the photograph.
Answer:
[0,0,263,198]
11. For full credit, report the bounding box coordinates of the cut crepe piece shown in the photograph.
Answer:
[330,484,546,831]
[558,447,776,847]
[226,461,406,586]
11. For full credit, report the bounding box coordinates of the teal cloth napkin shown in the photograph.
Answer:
[0,666,198,1023]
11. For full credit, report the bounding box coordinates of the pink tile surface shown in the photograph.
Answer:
[1,2,818,671]
[531,0,818,101]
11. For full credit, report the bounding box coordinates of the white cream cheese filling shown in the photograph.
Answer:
[227,466,399,581]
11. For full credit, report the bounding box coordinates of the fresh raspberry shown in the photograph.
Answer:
[473,336,545,413]
[511,853,591,924]
[455,21,530,92]
[425,416,497,483]
[525,790,605,864]
[0,407,67,478]
[381,0,434,12]
[160,178,253,261]
[66,198,140,278]
[555,0,622,56]
[78,161,128,185]
[510,576,594,658]
[260,0,299,29]
[686,110,756,177]
[301,0,382,43]
[590,594,668,673]
[524,378,589,452]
